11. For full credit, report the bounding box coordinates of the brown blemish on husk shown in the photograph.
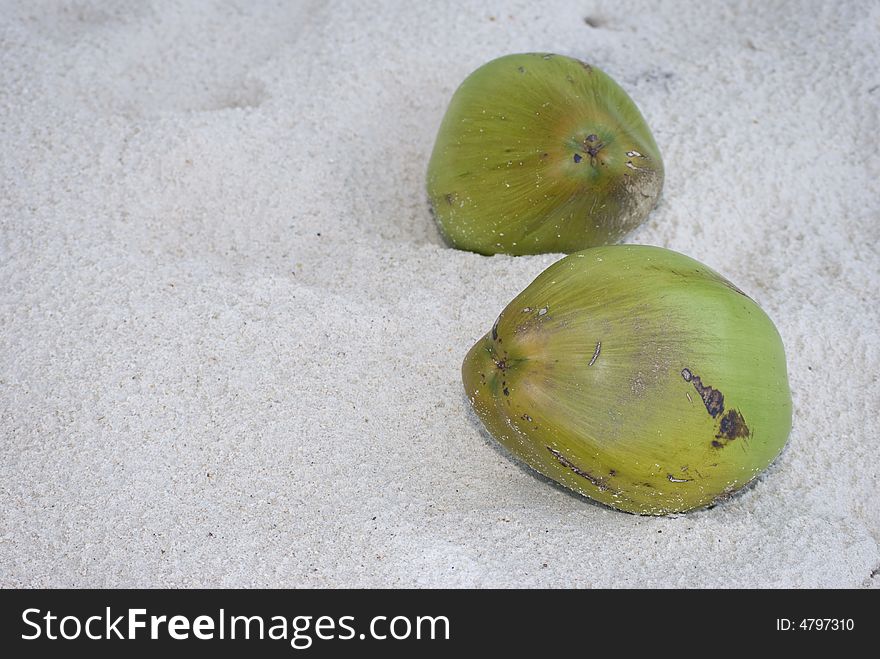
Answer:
[714,409,750,447]
[681,368,751,449]
[547,447,612,492]
[681,368,724,418]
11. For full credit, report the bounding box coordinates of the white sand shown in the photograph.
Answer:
[1,0,878,588]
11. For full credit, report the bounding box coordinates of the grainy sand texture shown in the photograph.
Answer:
[1,0,878,587]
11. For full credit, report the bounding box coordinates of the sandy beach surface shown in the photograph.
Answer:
[2,0,878,587]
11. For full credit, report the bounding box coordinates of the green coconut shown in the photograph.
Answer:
[427,53,664,256]
[462,245,792,514]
